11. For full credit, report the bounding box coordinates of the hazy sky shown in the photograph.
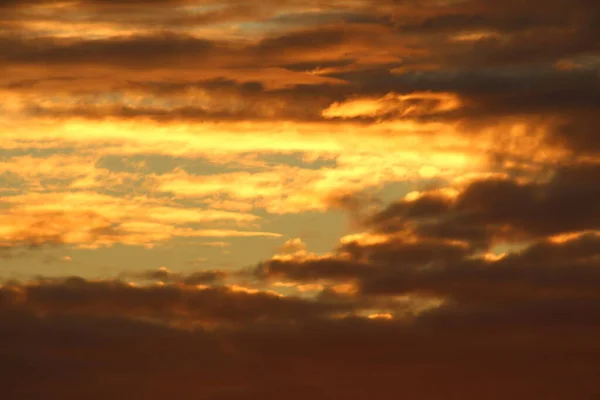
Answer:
[1,0,600,398]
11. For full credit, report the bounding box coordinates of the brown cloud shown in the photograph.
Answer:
[359,233,600,304]
[255,162,600,309]
[0,23,399,69]
[1,0,600,397]
[0,277,354,325]
[1,280,600,399]
[368,163,600,245]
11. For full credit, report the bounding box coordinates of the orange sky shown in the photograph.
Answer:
[1,0,600,398]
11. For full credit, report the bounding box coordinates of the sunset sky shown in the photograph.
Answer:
[1,0,600,398]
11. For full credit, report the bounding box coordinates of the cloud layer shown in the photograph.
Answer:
[1,0,600,397]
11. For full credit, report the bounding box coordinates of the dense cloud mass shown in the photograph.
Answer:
[369,163,600,243]
[1,0,600,398]
[2,275,600,399]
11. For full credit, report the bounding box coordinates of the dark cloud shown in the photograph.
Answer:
[328,65,600,118]
[256,164,600,307]
[258,232,600,306]
[2,291,600,399]
[369,163,600,244]
[0,33,217,68]
[252,230,600,381]
[182,270,229,285]
[0,24,393,69]
[256,258,372,283]
[3,0,600,396]
[342,237,472,266]
[0,277,353,325]
[361,233,600,303]
[369,192,452,227]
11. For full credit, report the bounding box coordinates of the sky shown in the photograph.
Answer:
[1,0,600,398]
